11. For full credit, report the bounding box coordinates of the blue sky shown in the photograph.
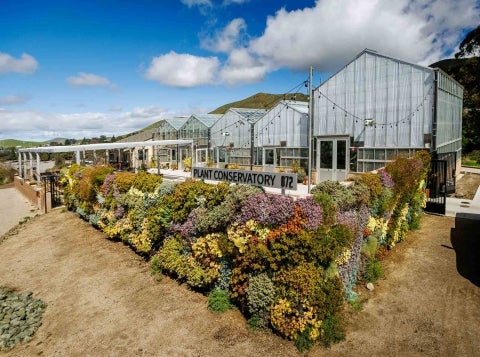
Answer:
[0,0,479,141]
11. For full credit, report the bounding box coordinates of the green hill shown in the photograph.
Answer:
[0,139,42,149]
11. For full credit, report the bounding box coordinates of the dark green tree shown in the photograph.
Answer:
[454,25,480,152]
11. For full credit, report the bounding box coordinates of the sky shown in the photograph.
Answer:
[0,0,479,142]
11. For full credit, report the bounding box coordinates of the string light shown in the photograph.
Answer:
[317,83,433,129]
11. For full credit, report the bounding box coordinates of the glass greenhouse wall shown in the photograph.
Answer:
[311,49,463,177]
[435,69,463,155]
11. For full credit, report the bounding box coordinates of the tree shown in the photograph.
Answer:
[455,25,480,58]
[452,25,480,152]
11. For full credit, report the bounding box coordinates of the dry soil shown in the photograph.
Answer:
[0,183,479,356]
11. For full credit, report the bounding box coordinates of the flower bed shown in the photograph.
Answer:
[59,151,430,351]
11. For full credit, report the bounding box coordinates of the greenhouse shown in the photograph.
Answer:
[311,49,463,183]
[178,114,222,165]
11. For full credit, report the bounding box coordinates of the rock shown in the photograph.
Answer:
[366,282,375,291]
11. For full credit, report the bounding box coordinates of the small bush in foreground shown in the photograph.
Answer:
[320,315,346,347]
[363,257,383,282]
[247,315,266,331]
[208,289,232,313]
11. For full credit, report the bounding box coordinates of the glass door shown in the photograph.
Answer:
[316,137,348,182]
[263,148,275,172]
[196,148,207,166]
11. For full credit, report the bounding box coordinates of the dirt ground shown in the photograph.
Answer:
[0,179,479,356]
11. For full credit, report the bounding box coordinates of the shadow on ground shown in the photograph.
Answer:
[451,213,480,287]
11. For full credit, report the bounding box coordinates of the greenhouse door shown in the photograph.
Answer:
[317,137,348,182]
[196,148,207,167]
[263,148,275,172]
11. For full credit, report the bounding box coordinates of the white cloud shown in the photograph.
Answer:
[0,52,38,75]
[248,0,480,72]
[144,51,220,87]
[0,95,30,105]
[220,48,268,84]
[145,0,479,87]
[0,106,172,141]
[222,0,251,5]
[180,0,212,8]
[201,18,248,52]
[67,72,117,89]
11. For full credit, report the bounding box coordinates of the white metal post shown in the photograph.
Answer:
[23,153,28,179]
[36,153,41,184]
[28,152,33,180]
[134,148,138,173]
[18,151,22,178]
[308,66,314,193]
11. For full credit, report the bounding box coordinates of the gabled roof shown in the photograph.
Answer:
[162,116,189,130]
[282,100,309,114]
[229,108,267,123]
[190,114,222,128]
[315,49,435,91]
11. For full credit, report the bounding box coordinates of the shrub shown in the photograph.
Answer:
[76,166,114,212]
[348,298,363,312]
[155,180,176,198]
[247,315,266,331]
[361,236,378,258]
[132,171,162,193]
[311,180,367,211]
[270,299,321,341]
[183,157,192,171]
[156,237,190,281]
[414,150,431,176]
[295,325,316,352]
[143,205,171,248]
[273,263,323,303]
[161,180,229,222]
[156,235,221,289]
[312,192,337,227]
[289,160,300,173]
[114,171,136,193]
[150,256,161,275]
[237,193,295,226]
[363,257,383,282]
[0,165,16,185]
[295,197,323,230]
[354,173,382,207]
[379,169,394,189]
[245,272,275,320]
[320,315,345,347]
[208,289,232,313]
[386,156,423,197]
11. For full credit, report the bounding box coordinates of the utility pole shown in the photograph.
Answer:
[250,122,254,170]
[308,66,314,193]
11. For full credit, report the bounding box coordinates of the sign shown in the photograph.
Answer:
[193,167,297,190]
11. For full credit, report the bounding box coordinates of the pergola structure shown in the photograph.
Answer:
[17,139,194,183]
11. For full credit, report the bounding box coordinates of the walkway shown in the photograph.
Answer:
[0,185,40,237]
